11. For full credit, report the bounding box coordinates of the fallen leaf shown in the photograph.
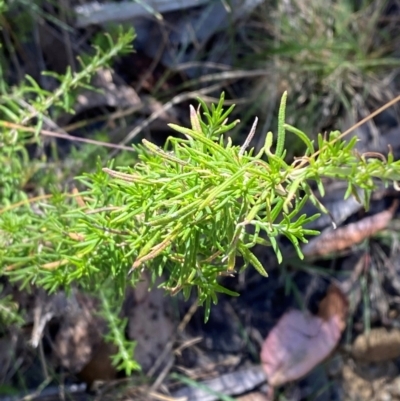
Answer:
[318,285,348,331]
[302,200,398,257]
[261,286,347,388]
[352,327,400,362]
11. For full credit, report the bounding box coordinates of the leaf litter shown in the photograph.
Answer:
[261,286,348,389]
[302,200,399,257]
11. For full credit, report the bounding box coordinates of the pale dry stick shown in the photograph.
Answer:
[148,356,175,396]
[175,355,241,380]
[174,337,203,356]
[340,95,400,138]
[194,69,269,84]
[16,98,70,136]
[31,298,55,349]
[154,342,212,399]
[40,128,134,152]
[353,93,380,147]
[159,69,270,107]
[240,117,258,156]
[0,120,136,152]
[174,61,231,72]
[20,377,53,401]
[0,193,53,215]
[110,83,226,157]
[339,253,369,295]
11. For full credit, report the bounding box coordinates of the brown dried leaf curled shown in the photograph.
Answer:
[302,200,398,257]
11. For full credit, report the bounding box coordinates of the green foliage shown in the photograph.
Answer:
[0,0,7,14]
[0,285,24,326]
[0,27,135,124]
[1,16,400,375]
[100,287,140,374]
[4,90,400,328]
[0,27,138,373]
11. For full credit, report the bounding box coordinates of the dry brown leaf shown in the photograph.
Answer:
[302,200,398,257]
[78,340,118,386]
[352,327,400,362]
[261,286,348,388]
[318,285,348,330]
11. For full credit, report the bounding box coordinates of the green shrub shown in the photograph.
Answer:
[1,25,400,374]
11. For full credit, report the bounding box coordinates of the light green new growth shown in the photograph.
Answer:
[1,26,400,373]
[3,92,400,323]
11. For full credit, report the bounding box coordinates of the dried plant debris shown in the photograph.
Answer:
[260,286,347,389]
[302,200,398,257]
[342,359,400,401]
[351,327,400,362]
[318,285,348,330]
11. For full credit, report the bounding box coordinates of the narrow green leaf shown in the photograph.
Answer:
[238,242,268,277]
[275,91,287,158]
